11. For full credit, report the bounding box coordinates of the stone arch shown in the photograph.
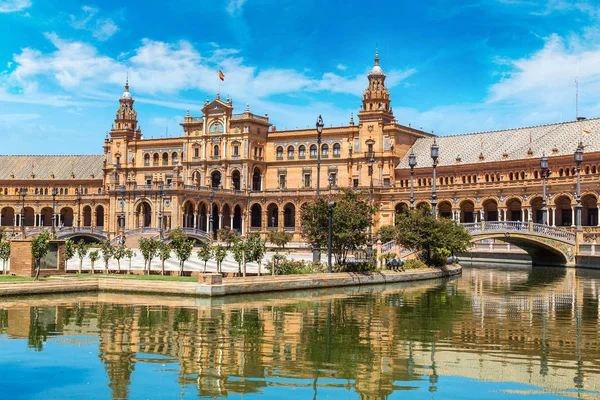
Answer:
[40,207,53,227]
[283,202,296,230]
[438,200,453,219]
[233,204,243,233]
[582,193,598,226]
[482,198,498,221]
[60,207,74,227]
[199,202,208,232]
[459,199,475,223]
[222,203,232,229]
[505,197,523,222]
[529,196,544,224]
[554,195,572,227]
[162,152,169,165]
[22,207,35,227]
[470,235,571,266]
[83,205,92,227]
[95,205,105,227]
[231,169,241,190]
[191,170,202,187]
[135,201,152,228]
[415,200,430,211]
[182,200,195,228]
[267,203,279,228]
[252,167,262,191]
[211,170,221,189]
[394,202,409,215]
[250,203,262,228]
[0,207,15,226]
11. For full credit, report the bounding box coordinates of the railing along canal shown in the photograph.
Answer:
[461,221,576,244]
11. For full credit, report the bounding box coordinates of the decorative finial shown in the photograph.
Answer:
[350,112,354,124]
[216,92,220,100]
[125,72,129,92]
[227,94,230,103]
[186,108,190,117]
[245,103,250,112]
[374,44,379,66]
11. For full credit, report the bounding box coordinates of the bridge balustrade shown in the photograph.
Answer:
[460,221,576,244]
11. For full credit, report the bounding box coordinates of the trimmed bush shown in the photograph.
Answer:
[404,259,428,270]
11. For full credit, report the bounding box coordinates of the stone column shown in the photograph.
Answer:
[279,209,284,229]
[218,213,223,230]
[551,207,556,227]
[572,206,576,227]
[205,214,209,232]
[262,211,268,231]
[241,212,246,235]
[230,214,234,230]
[193,214,197,229]
[597,206,600,226]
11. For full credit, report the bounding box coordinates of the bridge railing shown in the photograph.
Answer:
[461,221,576,244]
[123,227,158,237]
[178,228,210,240]
[382,240,396,254]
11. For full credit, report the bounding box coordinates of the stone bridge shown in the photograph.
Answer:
[461,221,577,266]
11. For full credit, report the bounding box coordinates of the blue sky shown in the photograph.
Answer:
[1,0,599,154]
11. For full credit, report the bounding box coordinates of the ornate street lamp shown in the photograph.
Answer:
[20,188,27,232]
[158,184,164,240]
[540,153,549,225]
[574,141,584,230]
[119,188,126,232]
[52,188,58,234]
[209,190,215,241]
[367,142,375,259]
[314,115,324,263]
[76,186,81,229]
[430,139,439,218]
[408,151,417,210]
[327,201,336,273]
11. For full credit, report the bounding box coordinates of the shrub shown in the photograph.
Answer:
[266,257,326,275]
[404,259,428,270]
[336,260,376,272]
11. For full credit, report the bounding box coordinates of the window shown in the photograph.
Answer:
[353,179,359,188]
[322,144,329,157]
[367,143,374,156]
[333,143,341,157]
[194,148,199,158]
[146,178,152,185]
[279,174,286,189]
[213,145,219,157]
[172,152,178,164]
[144,154,150,166]
[233,145,239,156]
[276,146,284,160]
[383,178,390,187]
[210,122,224,133]
[310,145,317,158]
[328,173,337,187]
[304,173,312,188]
[162,152,169,165]
[287,146,294,160]
[299,145,306,158]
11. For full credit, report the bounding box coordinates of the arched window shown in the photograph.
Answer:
[593,166,597,174]
[287,146,294,159]
[467,176,472,184]
[153,153,159,166]
[534,170,539,179]
[172,152,178,164]
[559,168,564,177]
[509,172,514,180]
[299,145,306,158]
[485,174,489,182]
[213,145,220,157]
[462,176,466,184]
[310,144,317,158]
[322,144,329,157]
[276,146,284,159]
[162,152,169,165]
[144,154,150,166]
[333,143,341,157]
[520,171,525,180]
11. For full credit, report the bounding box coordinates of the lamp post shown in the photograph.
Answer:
[20,188,26,233]
[430,139,439,218]
[76,187,81,229]
[327,201,336,273]
[209,190,215,242]
[158,185,164,240]
[540,153,549,225]
[314,115,324,263]
[408,151,417,210]
[367,146,375,259]
[52,188,58,234]
[575,142,584,230]
[119,188,125,233]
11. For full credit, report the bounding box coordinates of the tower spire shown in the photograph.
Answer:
[125,72,129,93]
[375,44,379,66]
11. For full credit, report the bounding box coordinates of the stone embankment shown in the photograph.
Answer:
[0,265,461,298]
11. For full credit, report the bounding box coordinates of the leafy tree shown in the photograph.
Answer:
[197,242,212,273]
[138,237,160,274]
[112,245,126,272]
[212,244,227,273]
[394,207,471,267]
[376,224,398,244]
[246,233,266,275]
[158,243,171,275]
[100,242,113,273]
[174,239,194,276]
[88,250,100,274]
[124,248,136,273]
[217,228,237,248]
[300,189,376,265]
[0,238,10,275]
[64,239,75,270]
[75,240,89,274]
[31,230,52,280]
[231,236,248,276]
[267,230,293,250]
[167,228,186,245]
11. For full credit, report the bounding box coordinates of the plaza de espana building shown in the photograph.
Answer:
[1,52,600,244]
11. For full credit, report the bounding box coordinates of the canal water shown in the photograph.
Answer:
[1,265,599,399]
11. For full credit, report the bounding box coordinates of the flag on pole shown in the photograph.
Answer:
[218,70,225,81]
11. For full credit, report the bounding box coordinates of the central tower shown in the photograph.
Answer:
[359,49,393,122]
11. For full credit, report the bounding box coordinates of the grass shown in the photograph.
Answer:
[0,275,41,282]
[68,273,197,282]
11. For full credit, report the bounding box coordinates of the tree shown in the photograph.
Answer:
[247,233,266,275]
[88,250,100,274]
[100,242,113,274]
[231,236,248,276]
[0,238,10,275]
[212,244,227,273]
[174,239,194,276]
[112,245,126,272]
[300,189,376,265]
[267,230,293,250]
[75,240,89,274]
[124,248,136,273]
[158,243,171,275]
[138,237,160,275]
[217,228,237,248]
[31,231,52,281]
[394,207,471,267]
[197,242,212,273]
[64,239,75,270]
[376,224,398,244]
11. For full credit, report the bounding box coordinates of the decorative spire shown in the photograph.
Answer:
[375,44,379,66]
[186,108,190,118]
[245,103,250,112]
[350,112,354,125]
[125,73,129,92]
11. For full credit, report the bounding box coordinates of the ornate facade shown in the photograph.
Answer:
[1,52,600,243]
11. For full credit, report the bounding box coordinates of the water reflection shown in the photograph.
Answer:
[0,266,599,399]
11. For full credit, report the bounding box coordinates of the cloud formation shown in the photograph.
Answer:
[69,5,119,41]
[0,0,31,13]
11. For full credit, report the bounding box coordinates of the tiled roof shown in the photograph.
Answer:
[0,155,104,180]
[397,118,600,168]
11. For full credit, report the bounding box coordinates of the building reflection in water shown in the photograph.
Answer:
[0,266,599,399]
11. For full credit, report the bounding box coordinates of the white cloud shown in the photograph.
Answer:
[337,64,347,71]
[0,0,31,13]
[226,0,246,16]
[69,6,119,41]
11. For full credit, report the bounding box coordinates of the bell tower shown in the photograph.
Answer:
[110,77,141,140]
[359,48,393,121]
